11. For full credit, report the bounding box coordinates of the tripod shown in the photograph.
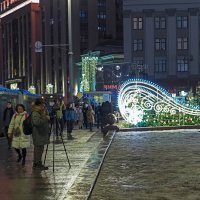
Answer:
[44,116,71,172]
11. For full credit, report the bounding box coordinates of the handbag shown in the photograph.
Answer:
[13,127,21,137]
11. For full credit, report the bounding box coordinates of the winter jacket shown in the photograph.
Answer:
[77,108,84,121]
[87,109,95,124]
[8,111,30,149]
[3,107,14,127]
[31,103,50,146]
[65,108,76,121]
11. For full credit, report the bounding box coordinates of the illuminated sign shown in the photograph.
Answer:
[10,83,18,89]
[0,0,39,17]
[104,85,120,90]
[1,0,23,11]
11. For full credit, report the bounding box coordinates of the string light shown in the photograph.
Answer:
[118,79,200,125]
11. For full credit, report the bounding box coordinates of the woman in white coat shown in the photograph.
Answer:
[8,104,31,167]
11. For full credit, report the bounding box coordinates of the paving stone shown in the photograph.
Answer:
[0,129,104,200]
[90,130,200,200]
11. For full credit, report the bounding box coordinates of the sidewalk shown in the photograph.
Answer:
[0,128,111,200]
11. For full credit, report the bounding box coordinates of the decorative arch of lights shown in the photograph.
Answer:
[118,79,200,125]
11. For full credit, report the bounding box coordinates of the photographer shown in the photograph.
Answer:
[31,98,49,170]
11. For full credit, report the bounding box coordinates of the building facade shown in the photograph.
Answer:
[0,0,41,92]
[124,0,200,92]
[39,0,123,96]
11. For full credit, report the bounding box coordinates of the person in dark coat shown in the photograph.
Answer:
[31,98,50,170]
[3,102,14,149]
[95,103,102,129]
[82,103,88,129]
[101,101,113,131]
[64,103,76,140]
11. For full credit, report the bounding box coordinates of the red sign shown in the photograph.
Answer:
[104,85,120,90]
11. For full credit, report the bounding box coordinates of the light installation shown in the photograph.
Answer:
[118,79,200,125]
[81,56,98,92]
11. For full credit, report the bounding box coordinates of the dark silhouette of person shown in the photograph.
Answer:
[3,102,14,149]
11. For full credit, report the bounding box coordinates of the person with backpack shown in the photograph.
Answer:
[3,101,14,149]
[31,98,50,170]
[8,104,30,167]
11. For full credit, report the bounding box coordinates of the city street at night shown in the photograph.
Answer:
[1,0,200,199]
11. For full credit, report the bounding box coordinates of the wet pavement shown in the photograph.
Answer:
[0,128,109,200]
[90,130,200,200]
[2,129,200,200]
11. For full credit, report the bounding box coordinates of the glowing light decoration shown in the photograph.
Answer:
[81,56,98,92]
[118,79,200,125]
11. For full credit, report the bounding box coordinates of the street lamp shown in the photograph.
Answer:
[68,0,74,102]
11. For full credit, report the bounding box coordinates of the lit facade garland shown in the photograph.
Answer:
[81,56,98,92]
[118,79,200,125]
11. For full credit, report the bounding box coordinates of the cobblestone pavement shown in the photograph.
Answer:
[0,128,108,200]
[90,130,200,200]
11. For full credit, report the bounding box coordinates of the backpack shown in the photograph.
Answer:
[23,114,32,135]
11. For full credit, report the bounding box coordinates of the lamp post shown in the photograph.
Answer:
[68,0,74,102]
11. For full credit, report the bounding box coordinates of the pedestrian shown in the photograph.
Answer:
[54,99,66,138]
[8,104,30,167]
[87,105,95,132]
[31,98,50,170]
[3,101,14,149]
[65,103,76,140]
[95,103,102,129]
[77,106,84,129]
[101,101,113,131]
[82,103,88,129]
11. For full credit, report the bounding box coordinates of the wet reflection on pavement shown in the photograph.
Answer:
[0,129,103,200]
[90,130,200,200]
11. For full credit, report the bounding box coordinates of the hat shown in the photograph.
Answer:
[35,98,44,106]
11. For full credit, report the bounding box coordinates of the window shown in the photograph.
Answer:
[155,17,166,29]
[98,11,106,19]
[98,25,106,31]
[177,38,188,50]
[80,10,87,18]
[133,59,143,66]
[133,17,143,30]
[98,0,106,7]
[155,38,166,50]
[177,16,188,28]
[177,59,188,72]
[133,39,143,51]
[155,59,166,72]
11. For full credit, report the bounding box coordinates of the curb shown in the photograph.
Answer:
[120,125,200,132]
[64,131,115,200]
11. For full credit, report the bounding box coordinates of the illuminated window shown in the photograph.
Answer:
[177,59,188,72]
[155,17,166,29]
[133,39,143,51]
[177,38,188,50]
[155,59,166,72]
[177,16,188,28]
[133,17,143,30]
[155,38,166,50]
